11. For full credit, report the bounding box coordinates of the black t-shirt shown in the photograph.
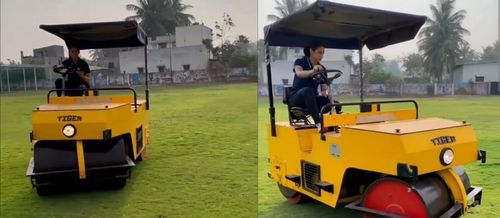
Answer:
[291,56,325,95]
[62,58,90,87]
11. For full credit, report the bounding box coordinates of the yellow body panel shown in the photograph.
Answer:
[268,110,480,208]
[323,109,416,127]
[32,103,146,141]
[31,95,150,178]
[76,140,86,179]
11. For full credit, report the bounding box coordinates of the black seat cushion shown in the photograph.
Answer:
[290,107,308,117]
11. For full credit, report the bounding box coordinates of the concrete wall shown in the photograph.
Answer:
[21,45,65,66]
[119,45,209,74]
[96,48,124,74]
[33,45,64,59]
[149,35,175,49]
[286,48,353,62]
[175,25,212,47]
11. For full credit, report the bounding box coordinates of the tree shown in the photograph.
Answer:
[126,0,194,38]
[363,54,394,84]
[89,49,104,66]
[202,39,214,59]
[480,40,499,61]
[214,13,235,46]
[402,53,425,78]
[344,55,354,69]
[267,0,310,60]
[6,59,17,65]
[170,0,194,26]
[418,0,469,82]
[457,41,478,62]
[267,0,309,21]
[229,35,254,68]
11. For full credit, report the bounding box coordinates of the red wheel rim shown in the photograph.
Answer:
[287,193,304,204]
[363,179,428,218]
[278,184,307,204]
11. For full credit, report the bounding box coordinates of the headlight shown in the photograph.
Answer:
[440,148,454,165]
[62,124,76,137]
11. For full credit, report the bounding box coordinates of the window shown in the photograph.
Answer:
[183,64,190,71]
[137,67,144,74]
[158,43,167,48]
[108,62,115,69]
[158,65,166,73]
[475,76,484,82]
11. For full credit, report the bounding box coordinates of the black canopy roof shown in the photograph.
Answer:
[40,21,147,50]
[264,1,427,50]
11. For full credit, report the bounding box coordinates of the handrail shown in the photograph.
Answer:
[319,100,419,140]
[46,87,138,112]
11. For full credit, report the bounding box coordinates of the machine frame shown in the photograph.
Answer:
[263,1,486,217]
[26,21,151,195]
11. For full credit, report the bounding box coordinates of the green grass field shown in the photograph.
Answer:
[258,96,500,218]
[0,83,257,217]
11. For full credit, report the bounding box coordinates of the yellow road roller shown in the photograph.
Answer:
[26,21,150,195]
[263,1,486,217]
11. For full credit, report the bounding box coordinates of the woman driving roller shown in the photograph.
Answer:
[288,41,341,130]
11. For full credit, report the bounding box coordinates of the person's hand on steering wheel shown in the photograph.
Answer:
[53,65,67,74]
[311,65,323,77]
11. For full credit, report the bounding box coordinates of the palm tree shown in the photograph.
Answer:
[457,41,477,62]
[267,0,309,21]
[418,0,469,82]
[267,0,309,60]
[89,49,104,66]
[126,0,194,38]
[163,0,195,33]
[170,0,194,26]
[479,40,499,61]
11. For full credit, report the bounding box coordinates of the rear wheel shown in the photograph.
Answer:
[278,184,308,204]
[36,186,54,196]
[103,178,127,189]
[111,178,127,189]
[362,175,453,218]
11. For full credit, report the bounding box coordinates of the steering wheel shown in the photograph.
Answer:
[53,65,76,75]
[312,69,343,85]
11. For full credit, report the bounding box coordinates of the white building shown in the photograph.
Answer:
[119,25,212,75]
[263,48,354,86]
[452,61,499,84]
[21,45,65,66]
[286,47,353,62]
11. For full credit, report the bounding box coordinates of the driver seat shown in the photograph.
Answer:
[283,86,315,128]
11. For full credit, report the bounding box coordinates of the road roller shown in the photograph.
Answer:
[263,1,486,217]
[26,21,151,195]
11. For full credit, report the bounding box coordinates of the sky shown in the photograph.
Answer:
[259,0,499,61]
[1,0,497,63]
[0,0,257,63]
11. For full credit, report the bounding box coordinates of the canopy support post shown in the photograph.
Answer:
[266,44,276,137]
[359,45,364,102]
[144,37,150,110]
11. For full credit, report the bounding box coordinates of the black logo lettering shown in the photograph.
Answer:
[431,136,456,145]
[57,115,82,122]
